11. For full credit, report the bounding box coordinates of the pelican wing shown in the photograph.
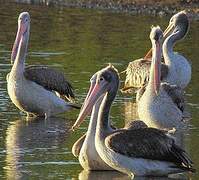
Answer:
[105,128,193,170]
[162,83,185,112]
[24,65,75,101]
[135,84,147,102]
[124,59,151,89]
[122,58,168,92]
[72,134,86,157]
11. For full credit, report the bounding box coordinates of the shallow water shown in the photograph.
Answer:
[0,1,198,179]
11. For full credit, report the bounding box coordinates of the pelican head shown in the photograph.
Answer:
[144,11,189,59]
[163,11,189,41]
[150,25,163,43]
[11,12,30,64]
[72,64,119,130]
[150,26,163,95]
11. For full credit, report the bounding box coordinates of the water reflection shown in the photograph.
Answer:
[123,99,139,123]
[78,170,190,180]
[5,116,72,179]
[78,170,130,180]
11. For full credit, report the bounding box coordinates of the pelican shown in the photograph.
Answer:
[138,26,186,129]
[162,10,191,89]
[122,11,191,93]
[72,73,113,170]
[72,74,148,170]
[7,12,79,118]
[72,64,194,177]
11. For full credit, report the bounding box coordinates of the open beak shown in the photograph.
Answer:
[144,23,174,60]
[153,41,161,95]
[72,82,105,130]
[11,22,26,64]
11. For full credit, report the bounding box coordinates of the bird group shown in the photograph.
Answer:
[7,11,195,178]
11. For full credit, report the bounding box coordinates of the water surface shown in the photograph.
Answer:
[0,2,198,179]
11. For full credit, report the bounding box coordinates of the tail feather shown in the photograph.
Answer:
[170,164,196,173]
[171,144,194,172]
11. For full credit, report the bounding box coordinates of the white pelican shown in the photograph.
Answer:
[72,64,194,177]
[162,10,191,89]
[122,10,191,93]
[7,12,79,118]
[138,26,186,129]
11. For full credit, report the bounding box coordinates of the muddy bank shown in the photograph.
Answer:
[13,0,199,20]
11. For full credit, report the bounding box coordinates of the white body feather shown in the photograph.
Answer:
[7,68,71,117]
[164,52,191,89]
[138,85,184,129]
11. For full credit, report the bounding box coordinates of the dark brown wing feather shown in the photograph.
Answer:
[124,59,151,90]
[122,58,168,93]
[124,120,148,130]
[136,84,147,102]
[105,128,193,171]
[162,83,185,112]
[24,65,75,100]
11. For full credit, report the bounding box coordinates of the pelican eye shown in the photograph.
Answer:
[99,77,104,81]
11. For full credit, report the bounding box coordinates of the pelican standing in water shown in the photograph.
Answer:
[72,63,194,177]
[72,74,148,170]
[122,11,191,93]
[72,73,114,170]
[138,26,186,129]
[7,12,79,118]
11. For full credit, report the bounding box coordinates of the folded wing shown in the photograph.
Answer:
[105,128,194,171]
[24,65,75,102]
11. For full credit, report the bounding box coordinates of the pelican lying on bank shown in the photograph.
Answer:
[138,26,186,129]
[72,64,194,177]
[122,11,191,93]
[72,73,147,170]
[7,12,79,118]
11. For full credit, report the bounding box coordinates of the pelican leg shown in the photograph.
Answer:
[44,110,51,120]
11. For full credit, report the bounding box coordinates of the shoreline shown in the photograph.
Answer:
[13,0,199,21]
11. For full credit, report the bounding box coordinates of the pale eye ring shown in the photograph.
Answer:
[99,77,104,81]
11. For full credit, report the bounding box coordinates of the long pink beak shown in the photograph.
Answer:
[72,83,102,130]
[153,41,161,95]
[79,80,96,113]
[11,22,26,63]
